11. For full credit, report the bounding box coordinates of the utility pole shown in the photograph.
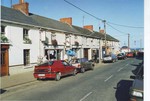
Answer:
[140,39,142,51]
[10,0,13,8]
[128,33,130,52]
[82,16,85,27]
[102,20,107,55]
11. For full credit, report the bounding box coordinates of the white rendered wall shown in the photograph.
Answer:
[6,25,40,66]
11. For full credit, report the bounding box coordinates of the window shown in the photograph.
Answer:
[1,26,5,34]
[23,29,31,44]
[23,29,28,39]
[23,49,30,65]
[62,61,69,66]
[38,61,54,66]
[1,26,9,43]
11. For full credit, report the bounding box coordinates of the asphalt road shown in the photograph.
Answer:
[1,58,143,101]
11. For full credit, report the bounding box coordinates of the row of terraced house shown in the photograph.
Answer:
[0,0,120,76]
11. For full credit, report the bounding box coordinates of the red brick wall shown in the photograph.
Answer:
[13,2,29,15]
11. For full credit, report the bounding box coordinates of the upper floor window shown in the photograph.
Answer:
[1,26,9,43]
[1,26,5,34]
[23,29,31,44]
[23,29,29,39]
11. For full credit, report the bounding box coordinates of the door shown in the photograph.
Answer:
[84,48,88,59]
[61,61,73,75]
[23,49,30,65]
[1,45,9,76]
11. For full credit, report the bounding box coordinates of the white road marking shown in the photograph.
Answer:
[79,92,92,101]
[104,75,113,82]
[117,67,124,72]
[125,64,129,66]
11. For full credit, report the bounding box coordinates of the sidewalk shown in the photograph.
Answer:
[0,70,35,89]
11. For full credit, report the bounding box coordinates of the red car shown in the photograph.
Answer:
[33,60,77,81]
[126,52,133,58]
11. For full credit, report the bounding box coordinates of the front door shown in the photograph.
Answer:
[0,44,9,76]
[23,49,30,65]
[84,48,88,59]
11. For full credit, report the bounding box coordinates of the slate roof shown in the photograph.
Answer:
[1,6,119,42]
[72,25,100,38]
[1,6,79,34]
[29,14,79,34]
[1,6,38,26]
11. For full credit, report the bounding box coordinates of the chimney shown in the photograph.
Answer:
[60,17,72,25]
[83,25,93,31]
[13,0,29,15]
[100,29,105,34]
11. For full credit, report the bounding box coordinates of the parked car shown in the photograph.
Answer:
[129,64,143,101]
[103,54,117,63]
[33,60,77,81]
[117,53,126,60]
[69,58,94,73]
[126,52,134,58]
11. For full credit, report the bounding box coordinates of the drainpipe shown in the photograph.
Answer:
[99,38,101,63]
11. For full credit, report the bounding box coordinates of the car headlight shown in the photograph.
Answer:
[132,91,143,97]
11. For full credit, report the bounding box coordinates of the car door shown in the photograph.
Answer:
[61,61,73,75]
[56,61,66,76]
[82,58,89,69]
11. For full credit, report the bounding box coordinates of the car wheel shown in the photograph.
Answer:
[91,64,94,70]
[55,72,61,81]
[81,67,85,73]
[37,78,41,80]
[72,69,77,76]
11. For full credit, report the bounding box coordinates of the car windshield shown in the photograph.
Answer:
[70,59,80,63]
[117,54,122,56]
[37,61,54,66]
[80,58,88,62]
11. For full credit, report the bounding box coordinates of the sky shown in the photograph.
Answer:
[1,0,144,48]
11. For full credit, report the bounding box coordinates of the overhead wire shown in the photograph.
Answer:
[64,0,103,21]
[64,0,143,32]
[106,23,128,35]
[107,21,144,28]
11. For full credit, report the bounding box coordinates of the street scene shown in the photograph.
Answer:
[1,0,144,101]
[1,57,143,101]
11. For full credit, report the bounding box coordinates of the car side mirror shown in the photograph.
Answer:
[130,75,136,79]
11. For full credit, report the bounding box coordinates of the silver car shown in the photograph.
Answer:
[103,54,117,63]
[70,58,94,73]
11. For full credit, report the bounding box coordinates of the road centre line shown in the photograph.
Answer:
[79,92,92,101]
[117,68,123,72]
[104,75,113,82]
